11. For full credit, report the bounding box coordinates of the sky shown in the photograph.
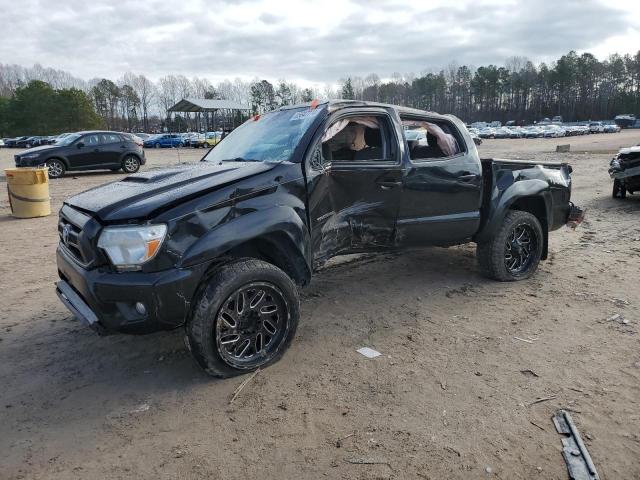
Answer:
[1,0,639,87]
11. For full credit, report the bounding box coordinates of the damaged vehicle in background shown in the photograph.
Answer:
[55,100,583,378]
[610,145,640,199]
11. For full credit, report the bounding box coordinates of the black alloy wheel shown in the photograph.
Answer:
[504,223,537,275]
[215,282,289,369]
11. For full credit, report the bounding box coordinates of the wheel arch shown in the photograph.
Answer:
[179,206,312,287]
[217,233,311,286]
[45,156,70,168]
[475,179,551,258]
[119,151,143,163]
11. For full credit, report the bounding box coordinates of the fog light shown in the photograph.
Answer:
[135,302,147,315]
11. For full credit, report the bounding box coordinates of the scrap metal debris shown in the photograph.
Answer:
[552,410,600,480]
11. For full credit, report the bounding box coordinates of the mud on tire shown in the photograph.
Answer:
[186,259,300,378]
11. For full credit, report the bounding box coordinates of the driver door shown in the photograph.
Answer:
[67,134,101,169]
[306,110,403,266]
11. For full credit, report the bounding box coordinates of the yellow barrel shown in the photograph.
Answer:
[5,167,51,218]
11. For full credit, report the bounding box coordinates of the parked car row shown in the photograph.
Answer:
[2,135,61,148]
[2,131,228,149]
[470,122,620,139]
[140,132,223,149]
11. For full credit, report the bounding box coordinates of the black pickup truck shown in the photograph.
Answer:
[55,100,582,377]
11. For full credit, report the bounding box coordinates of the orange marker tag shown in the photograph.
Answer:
[310,99,319,109]
[253,114,261,121]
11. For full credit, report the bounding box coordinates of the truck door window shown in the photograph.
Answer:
[322,116,388,162]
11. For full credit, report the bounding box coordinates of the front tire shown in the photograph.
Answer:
[612,179,626,199]
[45,159,66,179]
[477,210,544,281]
[186,259,300,378]
[154,143,161,148]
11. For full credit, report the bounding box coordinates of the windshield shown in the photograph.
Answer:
[203,107,323,163]
[56,133,82,146]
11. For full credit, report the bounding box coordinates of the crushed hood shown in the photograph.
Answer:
[65,161,277,222]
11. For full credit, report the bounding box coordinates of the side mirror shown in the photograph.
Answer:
[76,141,84,148]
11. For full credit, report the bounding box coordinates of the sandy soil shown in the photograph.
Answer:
[1,131,639,479]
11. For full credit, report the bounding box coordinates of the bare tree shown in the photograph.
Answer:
[192,76,214,98]
[129,74,155,132]
[157,75,179,123]
[175,75,192,100]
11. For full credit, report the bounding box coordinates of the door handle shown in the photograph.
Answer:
[457,174,478,182]
[377,180,402,190]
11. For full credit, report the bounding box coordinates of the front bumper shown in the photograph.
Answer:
[56,245,208,334]
[56,280,106,335]
[15,156,42,167]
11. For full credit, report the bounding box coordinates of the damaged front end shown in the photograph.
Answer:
[609,146,640,198]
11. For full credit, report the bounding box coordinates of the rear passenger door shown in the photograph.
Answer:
[99,133,125,166]
[397,117,483,246]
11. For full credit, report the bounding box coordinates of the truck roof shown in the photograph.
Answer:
[278,99,450,121]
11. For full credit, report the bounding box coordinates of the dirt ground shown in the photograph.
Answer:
[1,131,639,479]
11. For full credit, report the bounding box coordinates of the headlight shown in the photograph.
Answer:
[97,224,167,269]
[21,153,40,160]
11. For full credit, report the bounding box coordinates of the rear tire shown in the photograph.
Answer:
[45,158,66,179]
[477,210,544,281]
[186,259,300,378]
[122,155,140,174]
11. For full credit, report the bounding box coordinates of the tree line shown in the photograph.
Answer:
[341,51,640,123]
[1,49,639,136]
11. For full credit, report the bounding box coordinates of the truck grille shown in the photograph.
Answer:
[59,217,86,264]
[58,205,98,266]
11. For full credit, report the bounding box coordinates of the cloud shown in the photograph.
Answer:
[0,0,636,84]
